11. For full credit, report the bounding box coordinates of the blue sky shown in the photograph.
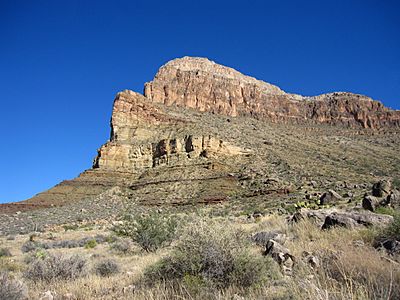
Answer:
[0,0,399,203]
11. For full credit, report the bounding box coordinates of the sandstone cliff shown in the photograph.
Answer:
[93,89,247,172]
[144,57,400,129]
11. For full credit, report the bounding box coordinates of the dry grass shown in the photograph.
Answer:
[0,212,399,299]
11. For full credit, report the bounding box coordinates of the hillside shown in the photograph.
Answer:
[1,57,400,300]
[1,57,399,223]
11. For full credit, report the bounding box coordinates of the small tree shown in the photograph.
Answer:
[113,213,178,252]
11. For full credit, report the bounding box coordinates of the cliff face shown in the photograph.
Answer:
[144,57,400,129]
[93,89,246,172]
[5,56,400,212]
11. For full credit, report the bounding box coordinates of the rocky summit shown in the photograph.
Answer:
[1,56,399,217]
[145,57,400,128]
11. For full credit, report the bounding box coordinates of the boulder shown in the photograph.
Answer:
[320,190,342,205]
[343,192,354,198]
[290,208,393,229]
[302,251,320,269]
[264,239,295,275]
[62,293,77,300]
[252,231,286,246]
[289,208,333,227]
[347,210,393,227]
[322,214,358,229]
[372,180,392,197]
[387,190,400,209]
[375,239,400,256]
[362,195,382,211]
[40,291,56,300]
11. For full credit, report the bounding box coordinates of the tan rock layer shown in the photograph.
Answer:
[110,90,186,143]
[94,135,246,172]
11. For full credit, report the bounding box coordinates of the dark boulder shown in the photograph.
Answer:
[374,239,400,256]
[362,195,382,212]
[372,180,392,197]
[320,190,342,205]
[322,214,358,230]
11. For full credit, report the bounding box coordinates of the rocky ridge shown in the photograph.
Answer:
[145,56,400,128]
[1,56,400,215]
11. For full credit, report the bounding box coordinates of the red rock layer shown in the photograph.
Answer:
[144,57,400,129]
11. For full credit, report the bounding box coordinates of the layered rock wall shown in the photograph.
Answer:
[93,89,245,172]
[95,57,400,174]
[94,134,244,172]
[144,57,400,129]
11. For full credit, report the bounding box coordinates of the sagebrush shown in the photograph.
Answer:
[0,272,28,300]
[144,219,280,289]
[24,253,87,282]
[113,213,178,252]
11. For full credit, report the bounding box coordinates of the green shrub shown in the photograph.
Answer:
[84,239,97,249]
[392,178,400,189]
[0,272,28,300]
[24,254,87,282]
[113,213,178,252]
[144,219,280,289]
[375,206,397,216]
[381,213,400,240]
[230,252,278,288]
[94,259,120,277]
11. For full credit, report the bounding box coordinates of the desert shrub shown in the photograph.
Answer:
[62,224,79,231]
[0,248,12,258]
[0,258,21,272]
[373,212,400,247]
[84,239,97,249]
[113,213,178,252]
[0,273,28,300]
[230,252,277,288]
[23,250,49,265]
[94,259,120,277]
[393,178,400,189]
[105,234,118,243]
[381,212,400,240]
[374,206,397,216]
[38,235,108,250]
[48,239,79,249]
[21,241,43,253]
[358,227,379,244]
[110,238,133,254]
[24,253,87,282]
[144,219,280,289]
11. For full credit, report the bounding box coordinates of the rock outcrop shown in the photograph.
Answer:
[2,56,400,213]
[93,89,247,172]
[291,208,394,229]
[145,57,400,129]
